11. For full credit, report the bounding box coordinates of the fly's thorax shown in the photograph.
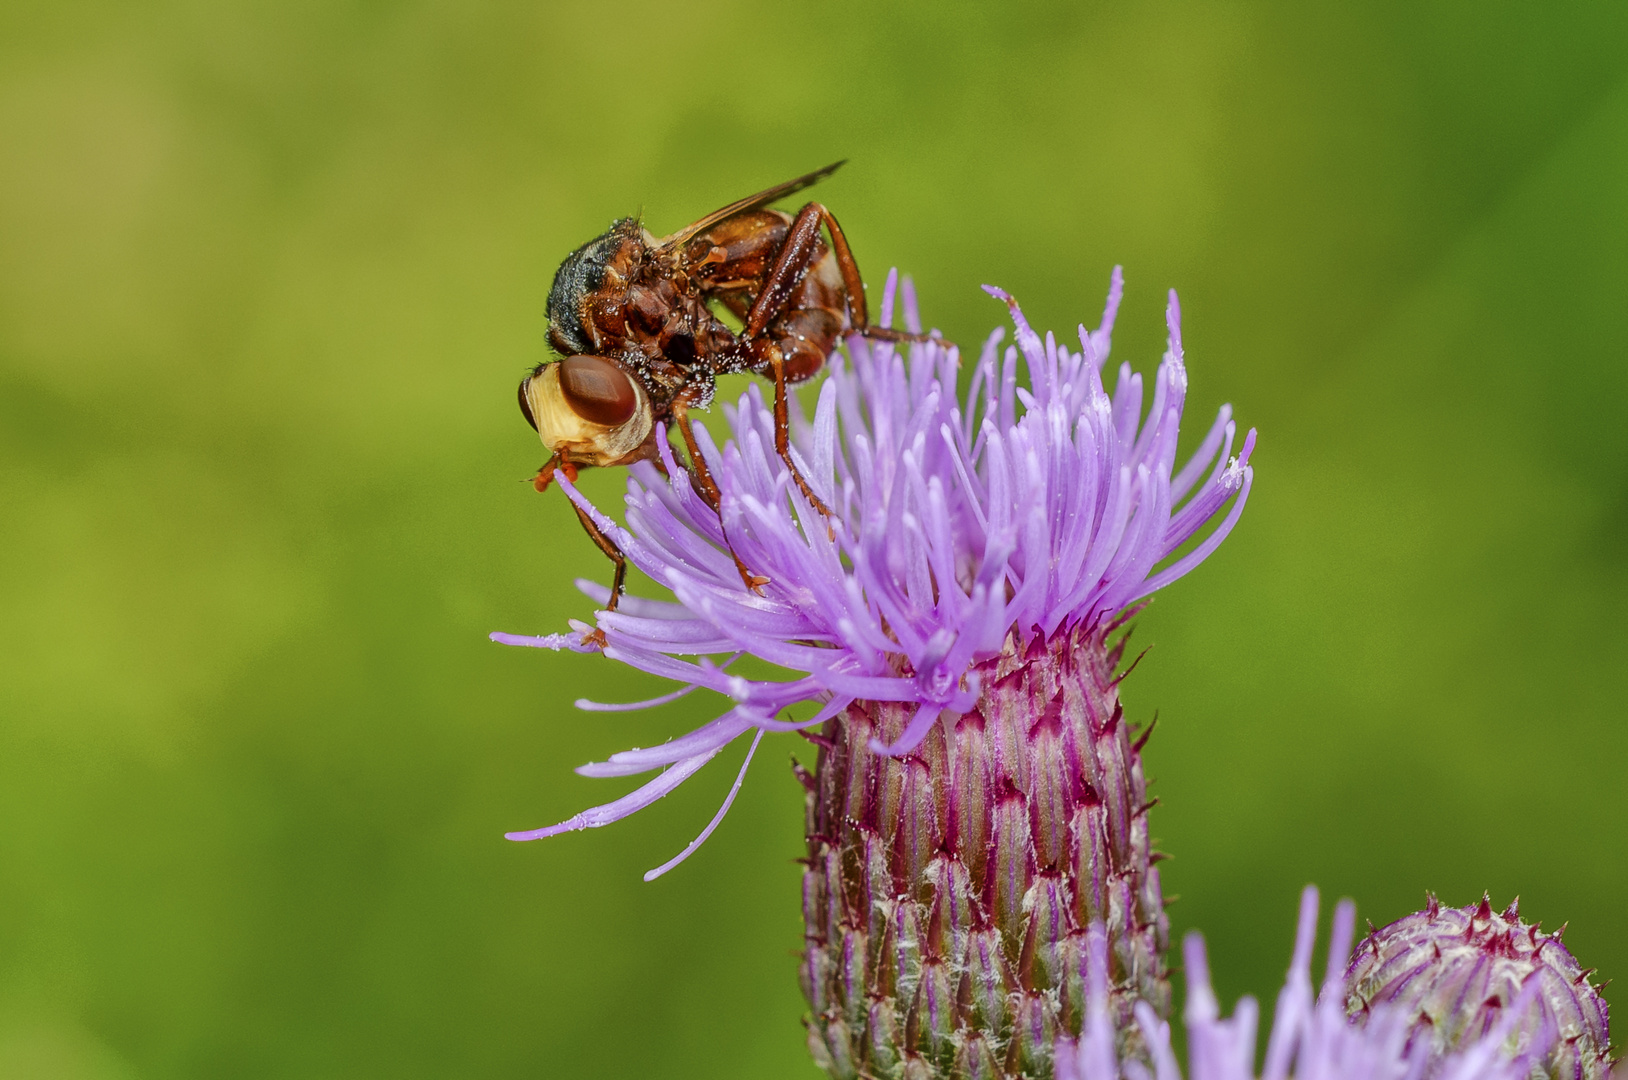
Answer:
[522,356,654,468]
[546,219,646,356]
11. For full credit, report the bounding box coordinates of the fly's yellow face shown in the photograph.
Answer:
[519,355,654,467]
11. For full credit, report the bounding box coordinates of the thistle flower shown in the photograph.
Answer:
[1346,895,1614,1080]
[495,270,1256,1076]
[1057,887,1555,1080]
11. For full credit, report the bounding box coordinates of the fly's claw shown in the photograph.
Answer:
[736,565,771,595]
[533,457,579,494]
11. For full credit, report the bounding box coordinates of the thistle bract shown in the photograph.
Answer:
[799,624,1167,1078]
[1346,895,1613,1080]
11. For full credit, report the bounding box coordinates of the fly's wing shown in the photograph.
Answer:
[655,161,846,251]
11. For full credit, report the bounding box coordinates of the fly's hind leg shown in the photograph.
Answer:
[738,203,946,531]
[734,202,857,524]
[671,401,770,595]
[759,200,946,348]
[858,324,942,347]
[766,347,836,528]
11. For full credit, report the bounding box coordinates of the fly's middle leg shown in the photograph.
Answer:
[672,401,770,595]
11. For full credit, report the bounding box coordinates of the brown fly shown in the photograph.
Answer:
[518,161,933,630]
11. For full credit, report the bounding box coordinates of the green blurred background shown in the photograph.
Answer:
[1,0,1625,1075]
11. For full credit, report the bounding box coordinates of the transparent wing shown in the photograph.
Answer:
[655,160,846,251]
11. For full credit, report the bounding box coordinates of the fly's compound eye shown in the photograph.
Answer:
[557,355,638,427]
[517,374,539,431]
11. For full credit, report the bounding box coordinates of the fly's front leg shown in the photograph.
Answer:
[567,498,625,650]
[532,452,577,493]
[533,452,620,649]
[672,400,770,595]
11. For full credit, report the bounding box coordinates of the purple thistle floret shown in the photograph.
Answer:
[493,268,1256,879]
[1057,887,1555,1080]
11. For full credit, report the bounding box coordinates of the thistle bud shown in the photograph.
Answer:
[1060,887,1555,1080]
[1345,894,1613,1080]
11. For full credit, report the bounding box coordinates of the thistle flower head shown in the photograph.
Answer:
[494,270,1256,880]
[1346,895,1613,1080]
[1058,887,1556,1080]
